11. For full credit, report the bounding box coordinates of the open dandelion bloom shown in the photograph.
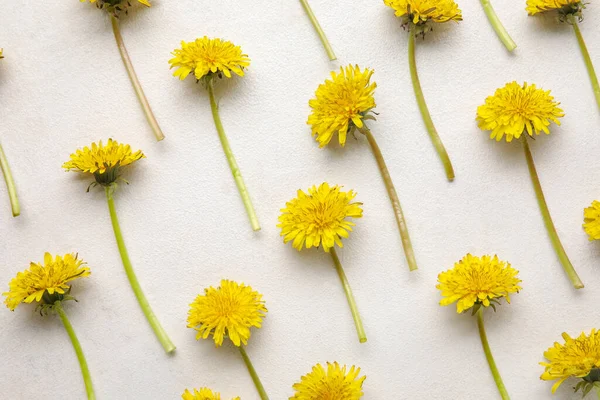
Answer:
[291,362,366,400]
[182,388,240,400]
[477,82,564,142]
[308,65,376,148]
[583,201,600,240]
[169,37,250,82]
[80,0,151,15]
[383,0,462,25]
[437,254,521,313]
[187,280,267,347]
[3,253,90,311]
[526,0,581,15]
[63,139,145,186]
[278,183,363,252]
[541,329,600,394]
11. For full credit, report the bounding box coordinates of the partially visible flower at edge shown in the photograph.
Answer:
[526,0,582,17]
[182,387,240,400]
[80,0,151,16]
[291,362,366,400]
[383,0,462,28]
[583,201,600,240]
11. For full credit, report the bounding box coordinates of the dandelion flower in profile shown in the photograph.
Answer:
[79,0,165,141]
[477,82,583,289]
[291,362,366,400]
[526,0,600,111]
[182,387,240,400]
[279,183,367,343]
[437,253,521,400]
[187,280,269,399]
[64,140,175,354]
[540,329,600,396]
[169,37,260,232]
[308,66,419,272]
[383,0,461,181]
[583,201,600,240]
[3,253,95,399]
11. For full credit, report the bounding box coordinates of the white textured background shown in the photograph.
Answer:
[1,0,599,399]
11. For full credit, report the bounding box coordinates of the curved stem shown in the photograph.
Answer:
[477,308,510,400]
[111,16,165,141]
[105,187,176,352]
[207,80,260,231]
[569,15,600,111]
[298,0,336,61]
[408,29,455,181]
[479,0,517,51]
[238,345,269,400]
[329,248,367,343]
[54,302,95,400]
[0,142,20,217]
[522,138,584,289]
[361,128,418,271]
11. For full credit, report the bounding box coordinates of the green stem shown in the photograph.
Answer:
[522,137,584,289]
[361,128,418,271]
[596,387,600,400]
[54,302,95,400]
[408,29,455,181]
[105,187,176,353]
[569,15,600,111]
[0,142,20,217]
[477,308,510,400]
[111,15,165,141]
[329,248,367,343]
[207,80,260,232]
[479,0,517,51]
[238,345,269,400]
[298,0,337,61]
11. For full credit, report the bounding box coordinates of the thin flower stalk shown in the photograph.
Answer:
[238,345,269,400]
[330,248,367,343]
[568,14,600,111]
[299,0,337,61]
[111,16,165,141]
[522,137,583,289]
[105,187,176,352]
[479,0,517,51]
[477,308,510,400]
[359,126,417,271]
[55,301,95,400]
[408,29,455,181]
[207,79,260,231]
[0,142,20,217]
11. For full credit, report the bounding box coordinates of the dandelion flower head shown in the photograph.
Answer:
[182,387,240,400]
[3,253,91,311]
[583,201,600,241]
[526,0,582,16]
[383,0,462,26]
[477,82,564,142]
[291,362,366,400]
[278,183,363,253]
[540,329,600,394]
[437,254,521,313]
[80,0,151,15]
[187,280,267,347]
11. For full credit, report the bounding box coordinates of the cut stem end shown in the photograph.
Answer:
[298,0,337,61]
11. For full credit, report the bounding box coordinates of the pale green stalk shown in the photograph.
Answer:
[105,187,176,353]
[568,14,600,111]
[55,301,95,400]
[477,308,510,400]
[330,248,367,343]
[522,137,584,289]
[238,345,269,400]
[298,0,336,61]
[207,79,260,231]
[111,16,165,141]
[479,0,517,51]
[0,142,19,216]
[408,29,455,181]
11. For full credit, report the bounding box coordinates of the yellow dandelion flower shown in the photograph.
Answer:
[291,362,366,400]
[308,65,376,148]
[437,254,521,314]
[383,0,462,25]
[541,329,600,394]
[526,0,580,15]
[3,253,90,311]
[62,139,145,186]
[80,0,151,11]
[182,387,240,400]
[278,183,363,252]
[169,37,250,82]
[583,201,600,240]
[477,82,564,142]
[187,280,267,347]
[0,48,3,59]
